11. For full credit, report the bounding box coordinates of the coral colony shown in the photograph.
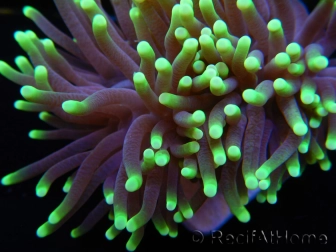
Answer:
[0,0,335,250]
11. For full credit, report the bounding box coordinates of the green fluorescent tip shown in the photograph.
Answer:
[36,223,50,238]
[115,215,127,230]
[48,211,61,224]
[203,182,217,197]
[125,176,142,192]
[1,174,14,186]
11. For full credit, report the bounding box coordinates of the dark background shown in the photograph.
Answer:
[0,0,335,251]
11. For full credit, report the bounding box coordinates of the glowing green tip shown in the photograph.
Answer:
[20,85,38,100]
[182,38,199,53]
[275,52,291,68]
[92,14,107,31]
[199,34,214,48]
[209,124,223,139]
[326,138,336,150]
[293,122,308,136]
[178,76,192,91]
[48,211,61,224]
[36,223,50,238]
[23,6,37,19]
[273,78,293,95]
[126,219,137,233]
[245,175,258,190]
[80,0,96,10]
[210,76,226,96]
[143,148,154,160]
[1,174,14,186]
[308,56,329,72]
[0,60,7,70]
[39,111,49,121]
[175,27,190,43]
[158,93,183,109]
[181,167,197,179]
[216,38,233,54]
[324,102,336,113]
[267,194,277,204]
[301,90,315,105]
[159,93,171,106]
[126,240,138,252]
[316,106,328,117]
[125,175,142,192]
[203,182,217,197]
[288,166,300,177]
[192,110,206,124]
[236,209,250,223]
[267,19,282,32]
[105,193,114,205]
[227,146,241,161]
[182,208,193,219]
[29,130,45,140]
[166,199,177,211]
[191,128,203,140]
[309,116,321,129]
[237,0,253,10]
[34,65,51,82]
[259,179,270,190]
[26,30,37,39]
[255,167,269,180]
[173,212,184,223]
[187,141,200,154]
[243,89,265,106]
[155,57,171,73]
[41,39,56,55]
[214,153,226,166]
[63,178,72,193]
[137,41,154,59]
[288,62,305,76]
[169,230,178,238]
[224,104,241,118]
[70,228,81,238]
[158,226,169,236]
[155,150,170,167]
[36,186,48,197]
[14,100,29,111]
[62,100,87,115]
[179,76,192,88]
[115,215,127,230]
[286,43,301,61]
[216,62,229,78]
[14,31,29,51]
[105,226,119,240]
[193,60,205,74]
[244,57,260,73]
[151,136,162,149]
[298,141,309,154]
[319,158,331,171]
[15,55,33,75]
[213,20,228,38]
[133,72,148,90]
[256,193,266,203]
[201,27,212,36]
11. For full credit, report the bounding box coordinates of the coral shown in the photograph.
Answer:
[0,0,335,250]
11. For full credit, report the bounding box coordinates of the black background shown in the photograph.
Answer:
[0,0,335,251]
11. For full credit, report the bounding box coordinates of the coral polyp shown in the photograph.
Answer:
[1,0,336,250]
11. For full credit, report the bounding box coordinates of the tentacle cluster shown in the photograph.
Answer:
[1,0,336,251]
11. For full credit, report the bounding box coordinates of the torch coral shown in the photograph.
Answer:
[0,0,335,250]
